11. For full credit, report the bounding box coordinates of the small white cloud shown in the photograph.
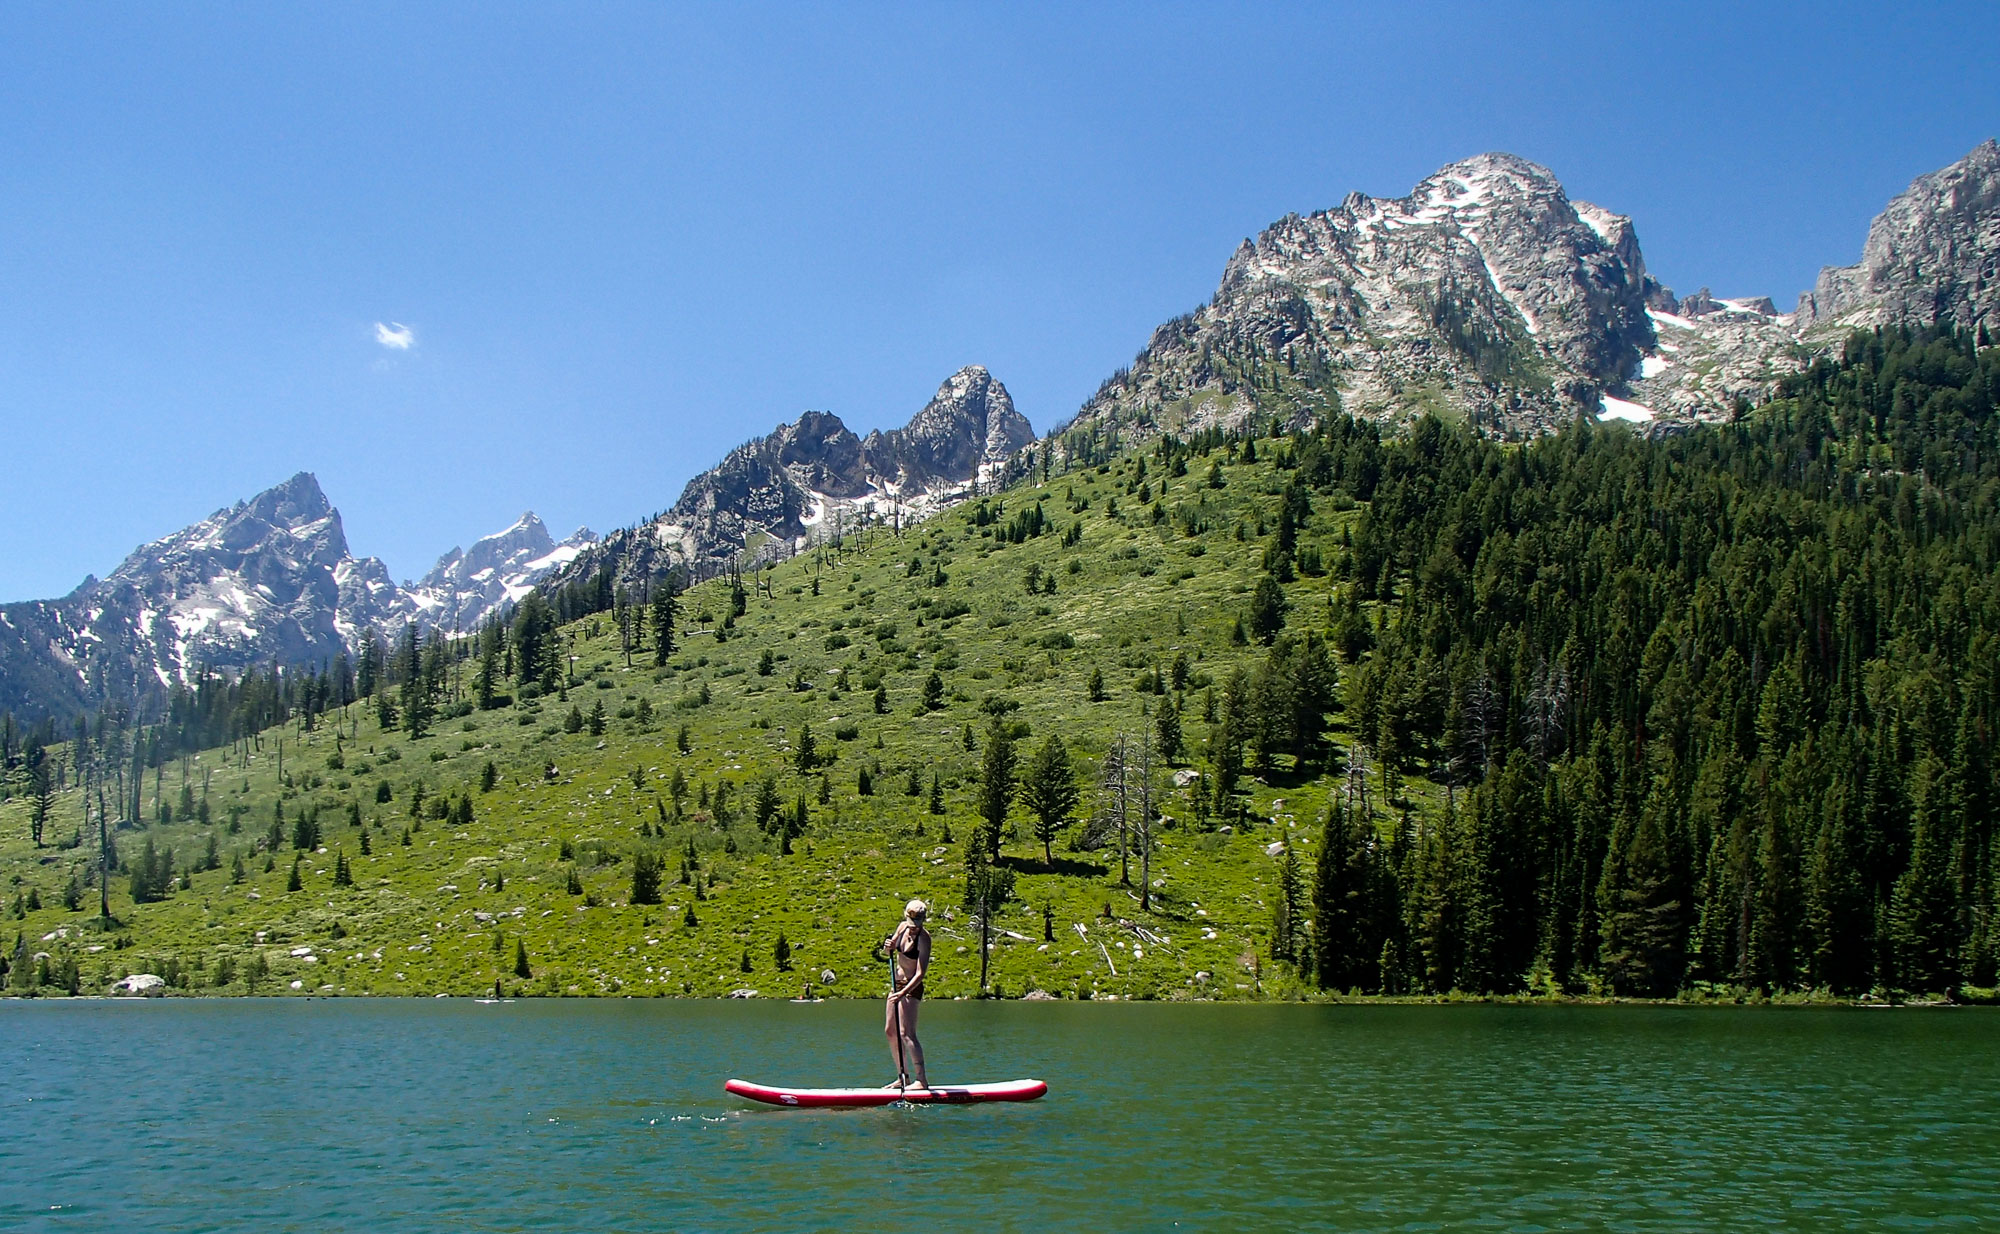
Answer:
[374,321,415,350]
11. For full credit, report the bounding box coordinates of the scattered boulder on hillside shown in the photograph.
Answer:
[112,973,166,997]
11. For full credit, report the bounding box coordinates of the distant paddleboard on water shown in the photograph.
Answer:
[724,1078,1048,1108]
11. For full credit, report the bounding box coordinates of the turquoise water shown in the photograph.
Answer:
[2,1000,1995,1231]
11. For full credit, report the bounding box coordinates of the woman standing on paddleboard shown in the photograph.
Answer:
[884,899,931,1090]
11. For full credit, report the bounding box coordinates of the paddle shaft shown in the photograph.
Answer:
[885,938,905,1086]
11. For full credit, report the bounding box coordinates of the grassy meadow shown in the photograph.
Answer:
[1,437,1396,1001]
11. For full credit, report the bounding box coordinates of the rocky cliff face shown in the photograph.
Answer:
[1066,153,1670,441]
[1798,139,2000,333]
[1067,141,2000,441]
[554,365,1033,588]
[0,475,591,720]
[862,365,1031,491]
[1628,140,1999,421]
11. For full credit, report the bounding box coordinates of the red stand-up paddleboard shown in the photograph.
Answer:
[724,1078,1048,1108]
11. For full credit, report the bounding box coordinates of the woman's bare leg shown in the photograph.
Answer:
[884,998,907,1086]
[899,999,927,1088]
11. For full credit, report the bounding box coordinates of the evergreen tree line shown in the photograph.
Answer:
[1261,328,2000,996]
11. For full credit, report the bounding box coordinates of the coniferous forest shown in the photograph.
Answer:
[1293,328,2000,997]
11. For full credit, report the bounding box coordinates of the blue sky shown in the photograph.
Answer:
[1,3,1994,600]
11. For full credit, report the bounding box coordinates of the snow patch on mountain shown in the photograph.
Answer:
[402,513,599,633]
[1598,395,1655,423]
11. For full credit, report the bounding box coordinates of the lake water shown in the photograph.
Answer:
[2,1000,1995,1231]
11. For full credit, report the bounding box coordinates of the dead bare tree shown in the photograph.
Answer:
[1134,732,1156,912]
[1079,735,1131,883]
[1524,658,1571,772]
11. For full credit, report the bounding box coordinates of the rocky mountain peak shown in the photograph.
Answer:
[1068,141,1998,443]
[405,512,597,633]
[419,512,553,587]
[1629,138,1996,421]
[106,471,350,589]
[1798,138,2000,333]
[1076,149,1663,440]
[244,470,335,525]
[871,365,1035,489]
[544,366,1033,589]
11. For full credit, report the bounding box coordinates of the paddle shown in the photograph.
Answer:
[884,933,906,1091]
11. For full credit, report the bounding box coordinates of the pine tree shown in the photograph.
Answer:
[513,937,532,979]
[1313,796,1391,991]
[631,852,663,905]
[1154,695,1183,763]
[1247,576,1288,644]
[26,752,53,848]
[1807,771,1871,992]
[976,717,1018,860]
[476,635,501,710]
[650,585,678,666]
[401,631,439,739]
[782,795,807,856]
[1020,734,1079,867]
[795,723,818,775]
[1891,757,1962,993]
[1597,802,1686,998]
[1410,796,1464,993]
[1272,845,1305,967]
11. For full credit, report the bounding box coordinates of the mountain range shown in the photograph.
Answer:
[1069,139,1998,441]
[548,364,1034,591]
[0,476,595,720]
[2,140,1994,723]
[0,367,1030,721]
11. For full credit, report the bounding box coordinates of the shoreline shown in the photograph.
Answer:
[4,989,1989,1008]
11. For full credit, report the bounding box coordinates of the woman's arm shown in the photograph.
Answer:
[887,924,916,998]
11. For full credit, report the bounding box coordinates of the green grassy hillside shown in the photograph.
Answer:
[1,434,1368,1001]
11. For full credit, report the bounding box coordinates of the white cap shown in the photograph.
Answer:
[905,899,928,918]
